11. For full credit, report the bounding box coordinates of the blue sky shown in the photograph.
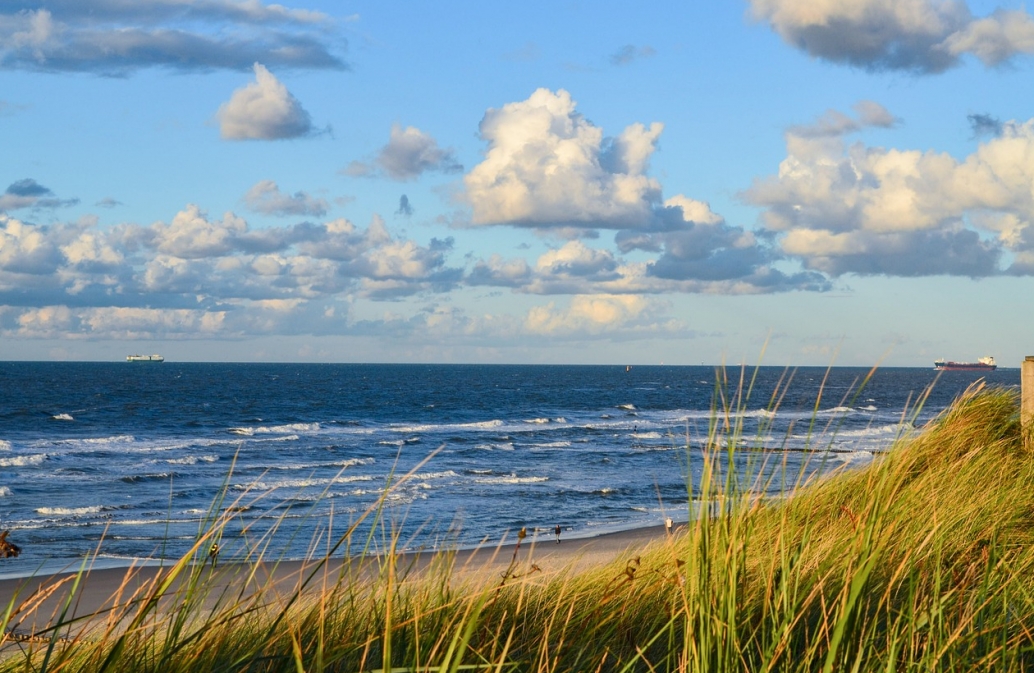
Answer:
[2,0,1033,366]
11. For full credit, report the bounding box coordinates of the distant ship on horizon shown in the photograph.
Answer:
[126,354,164,363]
[933,356,996,371]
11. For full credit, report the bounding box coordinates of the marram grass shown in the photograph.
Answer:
[3,382,1034,672]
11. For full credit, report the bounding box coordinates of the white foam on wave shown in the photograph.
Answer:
[634,431,663,439]
[59,434,136,447]
[164,454,219,465]
[36,505,105,516]
[835,450,873,463]
[617,404,637,411]
[236,474,374,491]
[859,405,878,411]
[393,419,505,433]
[413,470,460,481]
[474,442,514,451]
[475,474,548,485]
[230,422,320,436]
[0,486,10,497]
[0,454,46,467]
[530,441,571,449]
[0,440,10,451]
[818,406,854,415]
[52,413,74,421]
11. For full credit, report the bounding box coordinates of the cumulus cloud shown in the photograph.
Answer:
[744,106,1034,277]
[749,0,1034,73]
[0,200,473,342]
[524,295,661,336]
[464,88,664,230]
[0,2,346,74]
[348,125,462,180]
[216,63,313,140]
[243,180,328,216]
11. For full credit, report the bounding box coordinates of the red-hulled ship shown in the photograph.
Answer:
[933,356,996,371]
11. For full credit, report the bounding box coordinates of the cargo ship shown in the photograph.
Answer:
[126,354,164,363]
[933,356,996,371]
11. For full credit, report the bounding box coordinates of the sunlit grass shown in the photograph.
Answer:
[2,375,1032,672]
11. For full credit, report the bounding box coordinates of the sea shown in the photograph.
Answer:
[0,362,1018,579]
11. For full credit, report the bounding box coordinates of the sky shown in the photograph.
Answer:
[1,0,1033,366]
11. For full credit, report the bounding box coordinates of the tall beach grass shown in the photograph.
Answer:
[2,374,1033,672]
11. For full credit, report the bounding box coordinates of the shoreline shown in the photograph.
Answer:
[0,523,678,639]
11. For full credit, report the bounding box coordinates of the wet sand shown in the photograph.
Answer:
[0,524,680,641]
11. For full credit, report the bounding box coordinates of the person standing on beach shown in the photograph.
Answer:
[554,524,562,544]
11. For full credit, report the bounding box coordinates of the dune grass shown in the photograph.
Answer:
[2,380,1034,672]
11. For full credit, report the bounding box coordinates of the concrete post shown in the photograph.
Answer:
[1023,356,1034,446]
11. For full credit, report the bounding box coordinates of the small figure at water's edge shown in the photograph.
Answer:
[0,530,21,558]
[554,524,562,544]
[665,517,673,535]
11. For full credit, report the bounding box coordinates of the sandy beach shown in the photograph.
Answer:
[0,524,677,643]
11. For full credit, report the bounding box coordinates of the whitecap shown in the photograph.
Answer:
[474,474,548,485]
[617,404,637,410]
[531,441,571,449]
[36,506,105,516]
[52,413,74,421]
[230,422,319,436]
[0,440,10,451]
[0,486,11,497]
[859,405,878,411]
[0,454,46,467]
[413,470,460,480]
[474,443,514,451]
[524,418,551,424]
[634,431,663,439]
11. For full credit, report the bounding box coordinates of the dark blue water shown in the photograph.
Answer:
[0,362,1018,578]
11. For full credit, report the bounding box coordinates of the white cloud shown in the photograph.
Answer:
[355,125,462,180]
[149,205,248,258]
[243,180,328,216]
[745,108,1034,276]
[524,295,658,336]
[0,215,64,274]
[749,0,1034,72]
[217,63,313,140]
[0,3,345,74]
[464,88,663,229]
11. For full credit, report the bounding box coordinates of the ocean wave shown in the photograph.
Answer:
[817,406,854,415]
[36,505,106,516]
[121,472,176,483]
[52,413,74,421]
[474,442,514,451]
[0,440,10,451]
[0,454,46,467]
[237,474,375,491]
[413,470,460,481]
[858,405,878,411]
[0,486,10,497]
[634,431,663,439]
[229,422,320,436]
[392,419,505,433]
[530,441,572,449]
[164,455,219,465]
[474,474,548,485]
[617,404,637,411]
